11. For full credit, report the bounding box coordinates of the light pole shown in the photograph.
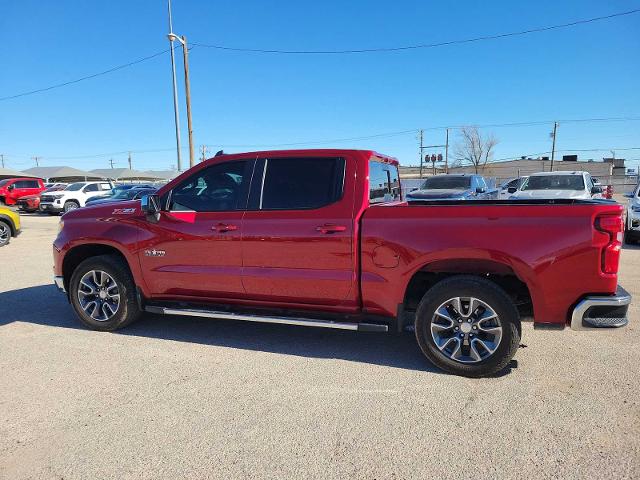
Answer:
[168,33,195,169]
[167,0,182,172]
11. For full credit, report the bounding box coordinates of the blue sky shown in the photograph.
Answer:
[1,0,639,172]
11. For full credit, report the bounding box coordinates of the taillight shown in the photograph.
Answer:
[595,214,623,274]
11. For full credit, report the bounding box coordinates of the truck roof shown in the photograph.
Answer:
[209,149,399,166]
[529,171,587,176]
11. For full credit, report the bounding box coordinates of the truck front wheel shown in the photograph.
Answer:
[414,275,521,377]
[64,200,80,213]
[69,254,142,331]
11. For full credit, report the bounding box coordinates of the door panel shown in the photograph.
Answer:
[241,156,358,309]
[138,159,251,299]
[139,210,244,298]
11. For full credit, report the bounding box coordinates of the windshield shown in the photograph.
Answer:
[113,189,138,199]
[420,176,471,190]
[522,175,585,191]
[0,180,9,187]
[65,183,85,191]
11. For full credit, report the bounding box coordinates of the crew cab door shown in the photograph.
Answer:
[241,155,358,309]
[138,159,252,300]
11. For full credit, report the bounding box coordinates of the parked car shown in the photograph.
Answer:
[85,184,155,205]
[17,184,68,213]
[0,177,46,206]
[40,181,114,214]
[510,171,603,200]
[53,149,630,377]
[498,177,527,199]
[85,187,157,206]
[0,206,21,247]
[624,182,640,244]
[406,174,497,201]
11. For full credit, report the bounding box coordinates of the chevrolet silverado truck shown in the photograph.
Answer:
[52,149,631,376]
[40,181,114,214]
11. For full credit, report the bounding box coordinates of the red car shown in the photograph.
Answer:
[52,149,630,377]
[0,177,46,206]
[17,184,67,213]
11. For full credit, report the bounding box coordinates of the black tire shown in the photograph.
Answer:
[0,220,11,247]
[414,275,521,377]
[63,200,80,213]
[624,223,638,245]
[69,254,142,331]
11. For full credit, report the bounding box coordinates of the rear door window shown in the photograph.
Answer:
[259,157,345,210]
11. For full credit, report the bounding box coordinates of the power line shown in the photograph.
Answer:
[0,49,169,102]
[5,115,639,161]
[191,9,640,54]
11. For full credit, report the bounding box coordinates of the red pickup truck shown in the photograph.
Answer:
[52,149,631,376]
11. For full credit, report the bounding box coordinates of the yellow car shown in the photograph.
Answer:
[0,206,21,247]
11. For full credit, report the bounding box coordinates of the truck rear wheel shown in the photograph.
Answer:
[414,275,521,377]
[69,254,142,331]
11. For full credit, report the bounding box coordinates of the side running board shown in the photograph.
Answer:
[144,306,389,332]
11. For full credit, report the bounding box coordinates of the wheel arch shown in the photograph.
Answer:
[400,257,535,331]
[62,243,134,294]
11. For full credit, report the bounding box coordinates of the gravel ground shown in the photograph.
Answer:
[1,213,639,479]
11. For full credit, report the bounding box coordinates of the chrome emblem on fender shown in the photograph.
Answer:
[144,249,166,257]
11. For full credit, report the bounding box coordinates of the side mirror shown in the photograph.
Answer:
[591,186,603,194]
[140,194,161,221]
[476,187,486,194]
[7,184,14,191]
[507,187,517,194]
[410,187,418,192]
[624,193,634,199]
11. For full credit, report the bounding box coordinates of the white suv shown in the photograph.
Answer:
[40,181,113,214]
[510,171,603,200]
[624,182,640,244]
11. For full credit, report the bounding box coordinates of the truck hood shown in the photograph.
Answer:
[19,194,41,200]
[406,188,469,200]
[512,189,589,199]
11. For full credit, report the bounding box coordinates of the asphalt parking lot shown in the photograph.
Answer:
[1,213,639,479]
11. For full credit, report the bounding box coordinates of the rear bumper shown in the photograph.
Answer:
[570,286,631,331]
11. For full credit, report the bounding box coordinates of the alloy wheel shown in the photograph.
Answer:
[77,270,121,321]
[430,296,503,364]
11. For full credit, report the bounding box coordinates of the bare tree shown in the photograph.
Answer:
[453,126,499,173]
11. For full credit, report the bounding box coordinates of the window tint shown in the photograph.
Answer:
[522,175,585,191]
[419,176,470,190]
[15,180,39,188]
[171,161,247,212]
[476,177,487,190]
[100,183,112,191]
[369,160,401,204]
[13,181,27,188]
[261,157,345,210]
[83,184,99,192]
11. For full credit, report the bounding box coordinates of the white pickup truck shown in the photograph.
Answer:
[40,181,113,214]
[509,171,603,200]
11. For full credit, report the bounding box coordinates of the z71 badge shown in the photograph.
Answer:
[112,208,137,215]
[144,249,166,257]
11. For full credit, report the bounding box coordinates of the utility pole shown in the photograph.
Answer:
[128,152,132,170]
[200,145,208,163]
[182,35,195,168]
[32,156,41,167]
[418,129,424,178]
[167,0,182,172]
[550,121,558,172]
[445,128,449,174]
[0,154,4,168]
[109,158,115,168]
